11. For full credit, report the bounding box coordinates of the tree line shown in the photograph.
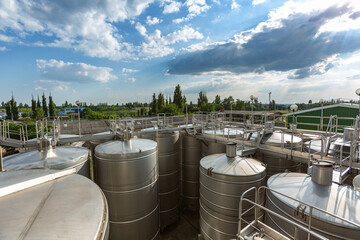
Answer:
[149,85,281,115]
[3,93,56,120]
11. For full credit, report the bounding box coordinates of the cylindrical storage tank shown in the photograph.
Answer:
[90,131,114,182]
[255,151,301,177]
[95,139,159,240]
[199,150,266,240]
[263,131,302,149]
[201,128,243,157]
[0,169,109,240]
[140,130,180,229]
[181,131,202,211]
[265,172,360,240]
[3,146,90,178]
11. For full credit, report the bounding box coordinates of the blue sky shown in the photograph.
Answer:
[1,0,360,105]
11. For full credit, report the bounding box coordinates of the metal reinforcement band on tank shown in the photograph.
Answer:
[265,172,360,240]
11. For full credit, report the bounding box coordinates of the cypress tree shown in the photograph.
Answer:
[49,95,56,118]
[42,93,48,117]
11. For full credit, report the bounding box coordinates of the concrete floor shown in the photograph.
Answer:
[160,210,200,240]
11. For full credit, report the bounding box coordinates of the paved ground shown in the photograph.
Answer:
[160,210,200,240]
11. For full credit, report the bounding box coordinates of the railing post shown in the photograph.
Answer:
[0,146,3,172]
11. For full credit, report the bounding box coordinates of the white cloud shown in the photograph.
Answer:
[139,25,204,58]
[36,59,118,83]
[122,68,139,73]
[0,46,6,51]
[252,0,268,6]
[125,77,136,83]
[173,0,210,23]
[231,0,240,10]
[0,34,14,42]
[135,23,147,36]
[163,1,182,14]
[146,16,162,25]
[0,0,154,60]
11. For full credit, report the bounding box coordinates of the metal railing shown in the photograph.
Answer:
[237,186,360,240]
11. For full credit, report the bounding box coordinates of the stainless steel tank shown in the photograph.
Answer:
[90,131,114,182]
[0,169,109,239]
[265,172,360,240]
[95,139,159,240]
[200,144,266,240]
[3,146,90,178]
[255,151,301,177]
[201,128,243,156]
[181,131,202,211]
[140,129,180,229]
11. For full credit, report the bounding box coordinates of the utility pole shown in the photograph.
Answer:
[268,92,272,111]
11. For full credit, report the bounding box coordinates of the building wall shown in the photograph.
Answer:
[287,106,359,131]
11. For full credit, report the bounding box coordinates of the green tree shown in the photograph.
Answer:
[42,93,48,117]
[31,95,36,114]
[6,95,19,120]
[235,99,245,110]
[173,84,184,111]
[37,96,41,108]
[197,91,208,107]
[33,107,45,120]
[222,96,234,110]
[49,95,56,118]
[21,112,30,118]
[151,93,158,115]
[271,100,276,111]
[158,93,165,111]
[214,95,221,104]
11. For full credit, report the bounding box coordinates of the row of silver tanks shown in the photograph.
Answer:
[0,127,359,239]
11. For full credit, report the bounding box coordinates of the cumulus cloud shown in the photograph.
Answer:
[36,59,118,83]
[0,46,6,51]
[0,0,154,60]
[0,34,14,42]
[146,16,162,25]
[168,1,360,80]
[173,0,210,23]
[162,1,182,14]
[137,24,204,58]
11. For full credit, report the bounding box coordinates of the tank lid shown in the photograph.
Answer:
[0,169,108,239]
[95,139,157,159]
[3,147,89,171]
[200,153,265,176]
[267,172,360,228]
